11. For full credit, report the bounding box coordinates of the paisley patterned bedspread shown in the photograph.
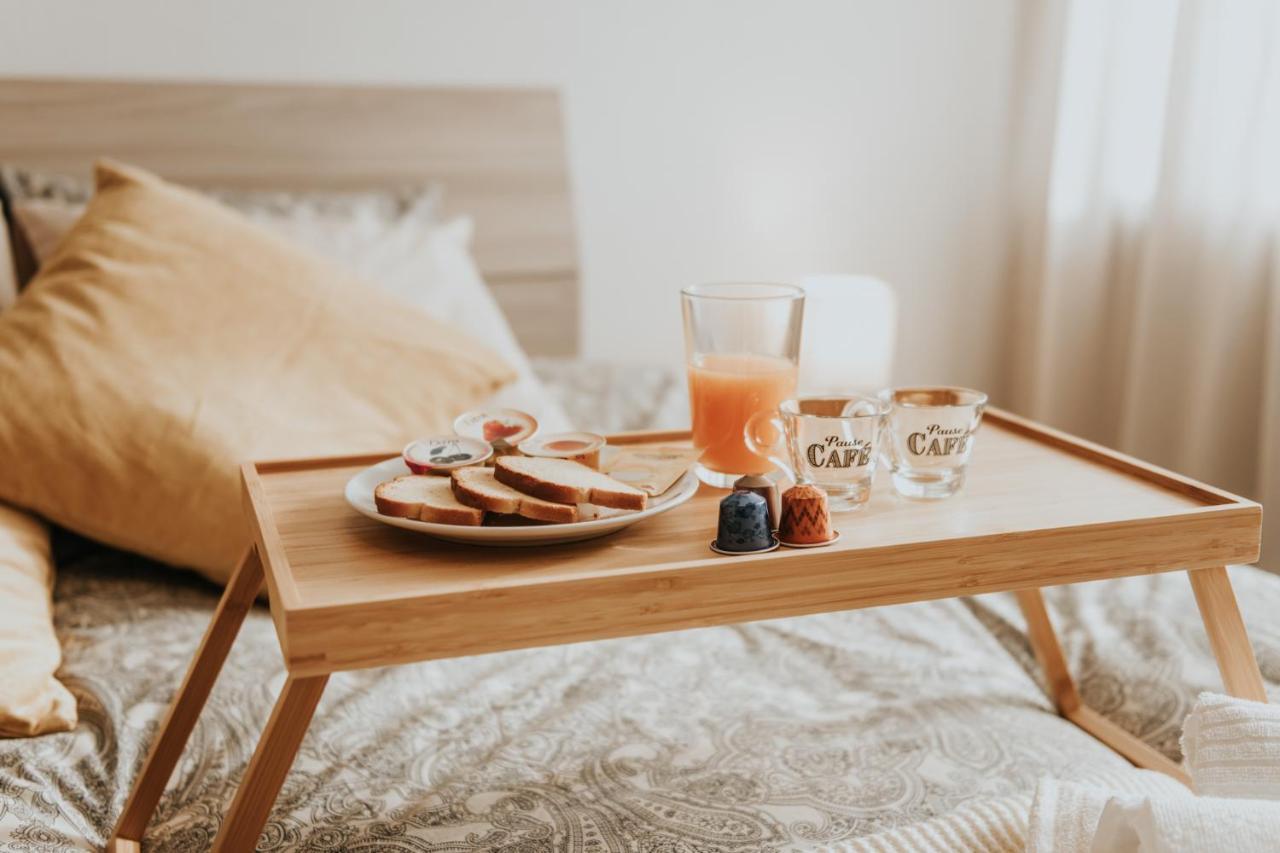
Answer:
[2,362,1277,851]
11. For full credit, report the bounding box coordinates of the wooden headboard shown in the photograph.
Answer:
[0,78,579,356]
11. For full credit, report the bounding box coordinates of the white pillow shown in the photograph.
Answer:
[11,191,572,432]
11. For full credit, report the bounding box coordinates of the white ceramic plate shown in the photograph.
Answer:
[345,456,699,546]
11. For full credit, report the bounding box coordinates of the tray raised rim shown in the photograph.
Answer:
[239,407,1262,655]
[246,411,1253,508]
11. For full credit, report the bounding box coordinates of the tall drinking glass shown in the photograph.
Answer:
[682,283,804,488]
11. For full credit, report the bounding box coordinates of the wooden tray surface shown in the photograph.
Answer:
[242,409,1260,675]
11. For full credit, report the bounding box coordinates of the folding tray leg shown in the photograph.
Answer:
[210,673,329,852]
[1015,587,1192,786]
[108,546,265,852]
[1187,566,1268,702]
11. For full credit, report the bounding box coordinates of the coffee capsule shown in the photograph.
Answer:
[712,490,777,554]
[733,474,781,530]
[779,483,836,546]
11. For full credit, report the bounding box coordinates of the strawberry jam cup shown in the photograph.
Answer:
[453,408,539,458]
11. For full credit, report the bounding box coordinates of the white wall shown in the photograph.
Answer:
[2,0,1019,391]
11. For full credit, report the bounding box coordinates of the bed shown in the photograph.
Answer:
[0,78,1276,852]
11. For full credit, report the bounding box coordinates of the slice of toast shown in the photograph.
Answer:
[374,475,484,525]
[451,467,579,523]
[494,456,648,511]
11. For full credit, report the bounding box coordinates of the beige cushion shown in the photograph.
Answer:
[0,503,75,737]
[0,203,76,736]
[0,215,16,310]
[0,160,514,584]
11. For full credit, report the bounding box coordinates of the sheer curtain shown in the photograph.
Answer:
[1006,0,1280,569]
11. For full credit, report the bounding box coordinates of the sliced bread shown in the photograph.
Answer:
[451,467,579,523]
[374,475,484,525]
[494,456,647,511]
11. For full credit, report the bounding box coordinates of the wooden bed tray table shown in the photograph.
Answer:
[109,408,1266,851]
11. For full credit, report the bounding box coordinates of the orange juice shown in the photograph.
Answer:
[688,352,798,475]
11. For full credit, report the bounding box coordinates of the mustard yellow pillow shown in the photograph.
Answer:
[0,502,76,737]
[0,161,514,584]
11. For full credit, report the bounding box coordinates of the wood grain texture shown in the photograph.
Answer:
[1067,705,1192,786]
[1189,566,1269,702]
[1017,585,1192,784]
[1015,588,1082,714]
[240,412,1261,676]
[109,547,264,846]
[0,77,579,355]
[984,409,1241,505]
[241,463,300,663]
[211,674,329,853]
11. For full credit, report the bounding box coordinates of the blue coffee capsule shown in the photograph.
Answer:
[712,489,778,554]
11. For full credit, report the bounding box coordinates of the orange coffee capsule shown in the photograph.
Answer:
[778,483,834,545]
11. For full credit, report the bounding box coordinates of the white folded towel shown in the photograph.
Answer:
[1182,692,1280,799]
[1091,790,1280,852]
[1026,770,1186,852]
[1028,693,1280,853]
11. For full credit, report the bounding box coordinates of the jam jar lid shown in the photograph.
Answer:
[402,436,493,474]
[517,431,606,459]
[453,408,539,448]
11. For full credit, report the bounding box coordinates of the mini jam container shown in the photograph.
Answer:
[518,431,607,469]
[453,409,539,455]
[403,437,493,475]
